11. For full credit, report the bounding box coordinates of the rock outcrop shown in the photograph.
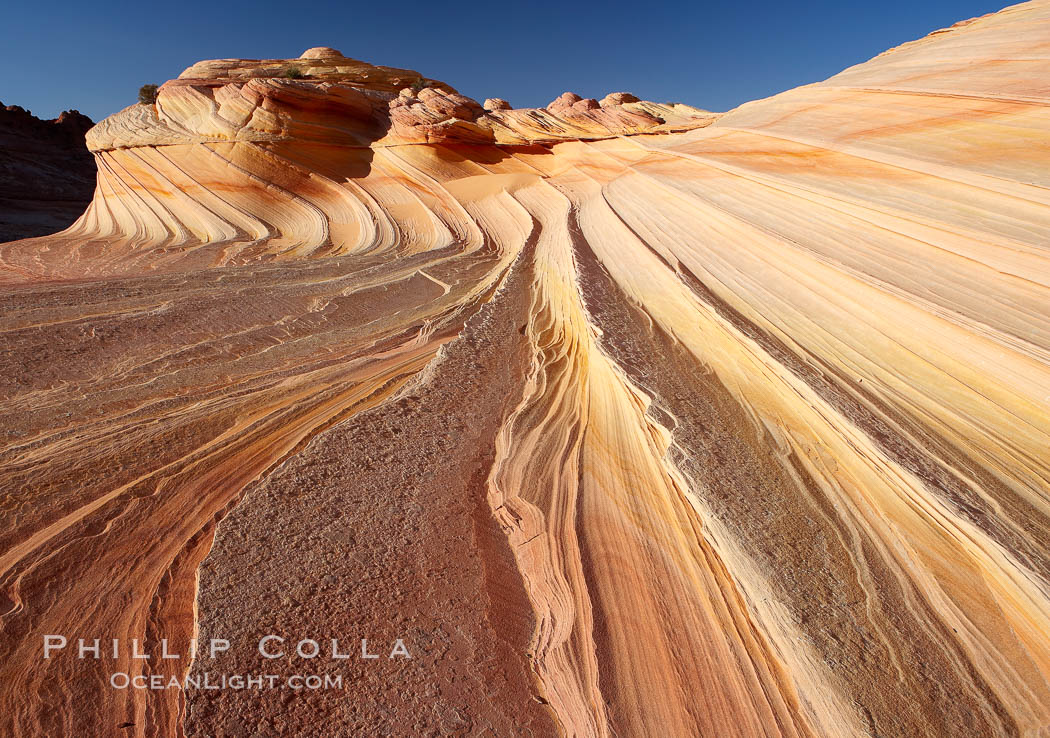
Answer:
[2,4,1050,737]
[0,104,95,241]
[483,96,512,111]
[83,47,714,159]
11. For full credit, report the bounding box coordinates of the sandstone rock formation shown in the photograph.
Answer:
[599,91,639,106]
[2,3,1050,737]
[483,97,512,111]
[0,104,95,241]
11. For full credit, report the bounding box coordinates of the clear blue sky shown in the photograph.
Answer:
[1,0,1013,122]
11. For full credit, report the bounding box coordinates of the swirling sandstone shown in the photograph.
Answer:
[1,3,1050,737]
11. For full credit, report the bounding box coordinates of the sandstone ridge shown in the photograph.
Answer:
[2,5,1050,737]
[87,46,715,152]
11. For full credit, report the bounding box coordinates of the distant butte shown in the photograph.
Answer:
[0,104,94,241]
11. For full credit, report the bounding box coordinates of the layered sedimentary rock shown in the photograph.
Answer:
[0,104,95,241]
[2,2,1050,737]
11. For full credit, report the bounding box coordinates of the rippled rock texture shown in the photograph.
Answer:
[2,2,1050,736]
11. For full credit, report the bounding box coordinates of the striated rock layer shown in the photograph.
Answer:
[2,2,1050,736]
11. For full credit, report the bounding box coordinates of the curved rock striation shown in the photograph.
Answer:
[2,3,1050,737]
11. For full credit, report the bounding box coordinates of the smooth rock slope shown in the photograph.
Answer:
[1,2,1049,736]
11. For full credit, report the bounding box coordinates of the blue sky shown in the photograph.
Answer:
[1,0,1012,122]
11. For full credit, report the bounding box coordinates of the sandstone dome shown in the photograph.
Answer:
[300,46,344,59]
[4,3,1050,737]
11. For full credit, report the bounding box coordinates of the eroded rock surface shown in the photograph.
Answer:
[2,4,1050,737]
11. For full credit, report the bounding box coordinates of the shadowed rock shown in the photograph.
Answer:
[0,104,95,241]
